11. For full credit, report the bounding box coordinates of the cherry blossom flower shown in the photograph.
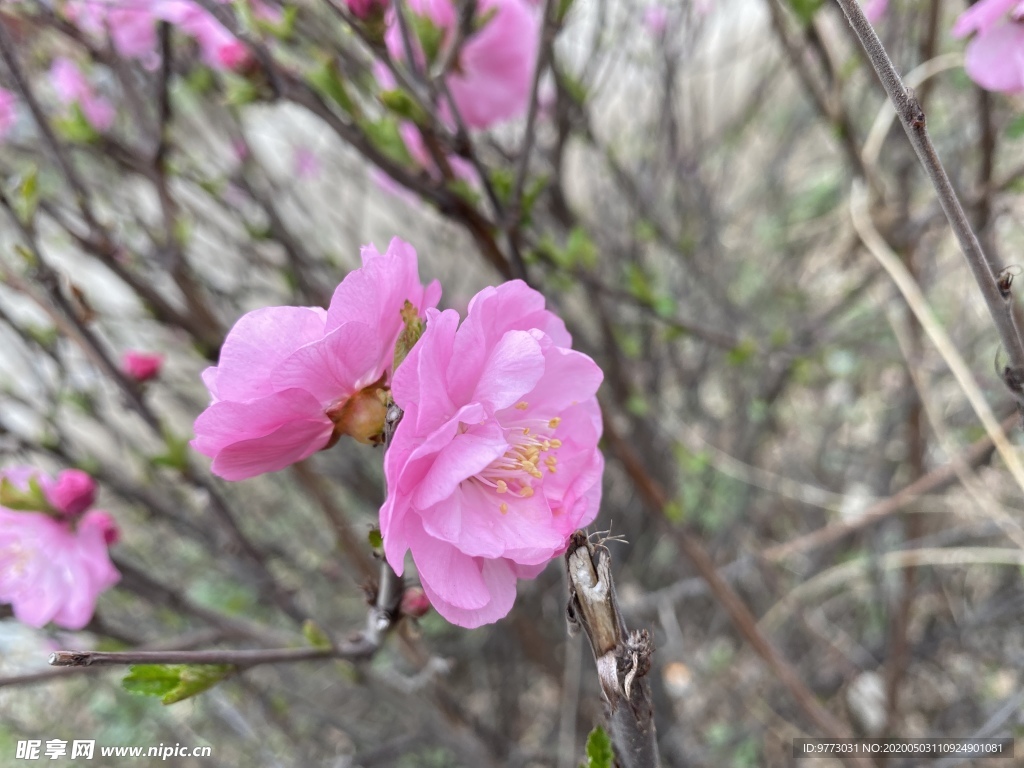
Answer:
[0,88,17,141]
[64,0,249,72]
[381,281,604,627]
[953,0,1024,93]
[0,467,120,630]
[192,238,441,481]
[121,350,165,383]
[50,58,116,132]
[385,0,540,129]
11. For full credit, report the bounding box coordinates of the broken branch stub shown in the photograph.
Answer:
[565,531,661,768]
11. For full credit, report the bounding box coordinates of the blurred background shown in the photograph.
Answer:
[1,0,1023,765]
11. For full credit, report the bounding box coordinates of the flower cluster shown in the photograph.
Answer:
[192,241,604,627]
[372,0,540,180]
[0,468,120,630]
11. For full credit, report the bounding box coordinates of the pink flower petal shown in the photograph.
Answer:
[417,557,518,628]
[964,22,1024,92]
[953,0,1018,38]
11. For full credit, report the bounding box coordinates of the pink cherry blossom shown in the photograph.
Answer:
[953,0,1024,92]
[0,88,17,141]
[64,0,249,72]
[385,0,540,129]
[0,467,119,630]
[192,238,441,481]
[121,350,165,383]
[50,58,116,132]
[381,281,604,628]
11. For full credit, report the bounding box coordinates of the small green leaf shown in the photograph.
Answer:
[308,58,357,116]
[787,0,824,24]
[257,4,298,39]
[584,726,614,768]
[393,300,425,372]
[225,76,260,106]
[363,118,414,167]
[368,528,383,550]
[303,620,332,649]
[0,476,52,513]
[123,664,234,705]
[54,104,100,143]
[408,14,445,67]
[1007,113,1024,140]
[379,89,427,124]
[122,665,181,698]
[151,428,190,472]
[15,165,38,224]
[663,499,686,524]
[726,338,757,366]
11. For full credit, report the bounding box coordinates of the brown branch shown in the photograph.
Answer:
[565,532,660,768]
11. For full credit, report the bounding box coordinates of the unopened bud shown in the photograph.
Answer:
[400,587,431,619]
[325,383,389,446]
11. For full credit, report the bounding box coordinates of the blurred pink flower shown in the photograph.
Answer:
[386,0,539,129]
[0,88,16,141]
[192,238,441,480]
[50,58,116,131]
[292,147,321,179]
[862,0,888,23]
[0,467,119,630]
[953,0,1024,92]
[121,350,165,383]
[643,5,669,36]
[64,0,249,72]
[381,281,604,628]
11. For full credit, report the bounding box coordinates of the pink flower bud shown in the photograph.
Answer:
[46,469,97,518]
[122,350,164,383]
[400,586,432,618]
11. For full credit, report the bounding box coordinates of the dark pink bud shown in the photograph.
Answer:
[400,587,432,619]
[121,350,164,383]
[46,469,96,517]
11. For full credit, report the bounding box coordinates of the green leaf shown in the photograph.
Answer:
[409,14,445,67]
[307,58,357,116]
[151,428,190,472]
[565,228,598,270]
[302,620,332,649]
[1007,113,1024,140]
[123,664,235,705]
[54,104,99,143]
[368,528,383,550]
[257,4,298,39]
[379,89,427,124]
[122,665,180,699]
[15,165,38,225]
[556,0,576,23]
[0,476,52,513]
[787,0,824,24]
[584,726,614,768]
[726,338,757,366]
[393,300,425,372]
[363,118,414,167]
[224,77,260,106]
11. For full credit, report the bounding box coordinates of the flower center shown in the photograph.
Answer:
[475,402,562,514]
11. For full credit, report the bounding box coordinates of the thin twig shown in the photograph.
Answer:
[833,0,1024,400]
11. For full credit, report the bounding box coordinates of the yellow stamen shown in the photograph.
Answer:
[496,480,508,494]
[515,401,529,410]
[550,439,562,449]
[519,486,534,498]
[499,502,509,514]
[548,417,561,428]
